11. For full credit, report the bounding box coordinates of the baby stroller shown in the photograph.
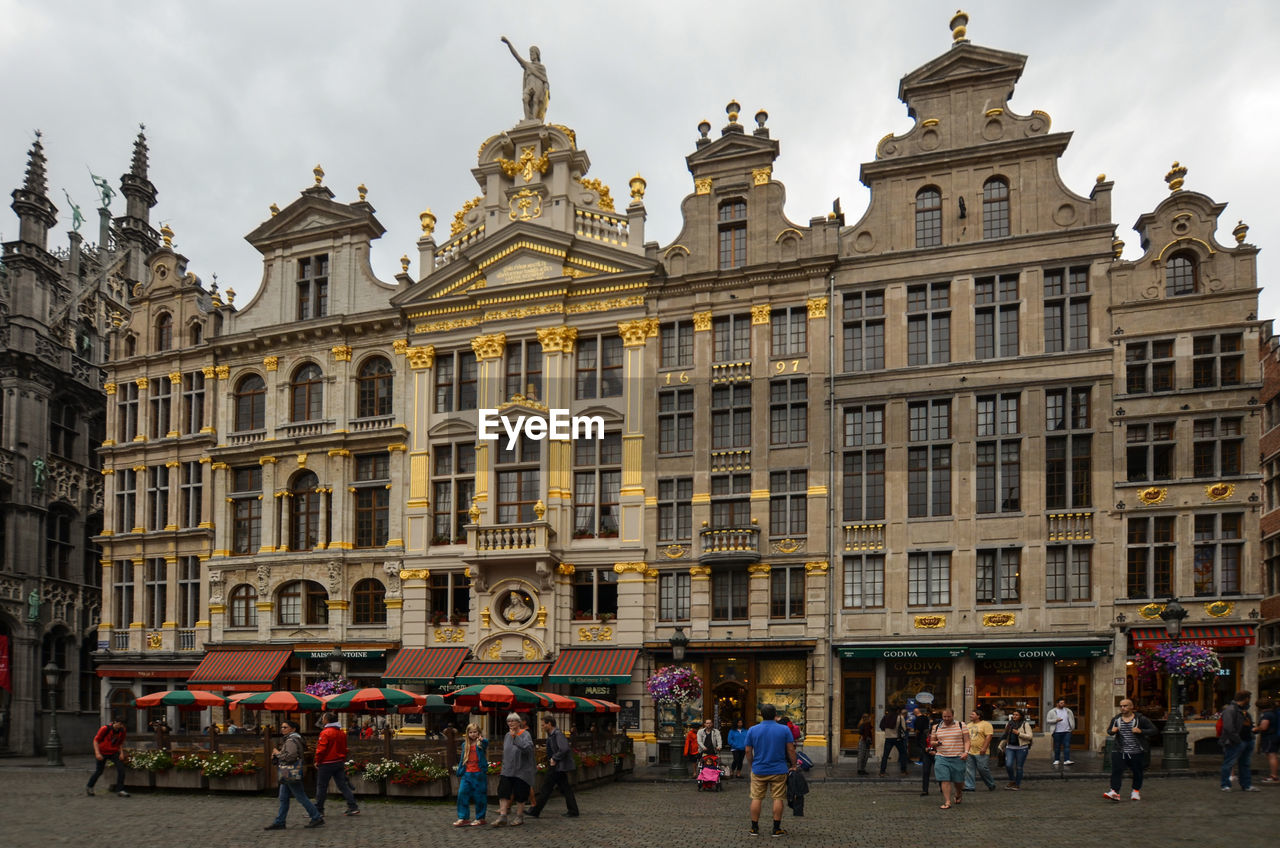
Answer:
[697,752,724,791]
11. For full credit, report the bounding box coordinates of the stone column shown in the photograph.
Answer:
[689,565,711,639]
[330,345,352,431]
[97,559,114,652]
[129,464,146,533]
[129,557,145,650]
[535,327,578,527]
[201,366,219,435]
[103,381,118,449]
[617,319,657,545]
[163,555,179,649]
[197,555,214,648]
[166,372,182,438]
[612,562,649,645]
[399,569,431,649]
[748,563,771,638]
[259,456,278,552]
[133,377,150,442]
[403,343,433,551]
[198,457,214,532]
[328,450,349,550]
[210,461,229,556]
[470,333,507,521]
[386,443,407,549]
[165,461,180,530]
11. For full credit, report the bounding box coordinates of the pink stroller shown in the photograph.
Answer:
[697,753,724,791]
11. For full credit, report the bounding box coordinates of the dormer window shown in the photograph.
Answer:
[297,254,329,320]
[718,200,747,270]
[982,177,1010,239]
[1166,252,1198,297]
[915,187,942,248]
[154,313,173,352]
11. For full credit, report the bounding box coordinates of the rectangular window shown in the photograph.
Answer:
[770,306,807,356]
[431,442,475,543]
[575,335,624,400]
[180,461,202,528]
[1125,340,1175,394]
[1043,266,1090,353]
[296,254,329,320]
[1193,417,1243,477]
[769,566,805,619]
[1045,387,1092,509]
[1193,333,1244,389]
[1046,545,1091,603]
[1193,512,1243,596]
[660,321,695,368]
[711,383,751,450]
[147,465,170,530]
[144,558,166,629]
[504,340,543,402]
[907,399,952,517]
[114,468,137,533]
[149,377,172,438]
[657,477,693,543]
[842,290,885,372]
[113,560,134,629]
[974,273,1020,359]
[769,470,807,537]
[710,473,751,528]
[976,394,1021,513]
[712,314,751,362]
[718,201,747,269]
[178,556,199,630]
[976,548,1021,604]
[430,572,471,623]
[908,551,950,606]
[117,382,139,442]
[457,352,477,410]
[573,433,621,537]
[659,571,691,621]
[354,453,390,548]
[496,438,540,524]
[1126,516,1176,599]
[433,351,477,413]
[907,282,950,365]
[181,372,205,435]
[843,554,884,609]
[769,378,807,446]
[711,566,749,620]
[434,354,454,413]
[658,389,694,455]
[1126,421,1176,482]
[572,569,619,619]
[230,466,262,556]
[843,405,885,521]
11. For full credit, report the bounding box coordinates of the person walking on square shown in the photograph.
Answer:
[86,716,129,797]
[264,720,323,829]
[964,709,997,792]
[745,704,798,837]
[878,708,908,776]
[1103,698,1155,801]
[930,709,968,810]
[1045,698,1076,766]
[1000,709,1033,790]
[1255,698,1279,783]
[683,722,701,777]
[728,719,748,778]
[313,712,359,819]
[856,713,874,775]
[529,716,579,818]
[454,723,488,826]
[1219,690,1261,792]
[492,713,535,826]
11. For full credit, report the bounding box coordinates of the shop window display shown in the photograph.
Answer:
[884,658,950,713]
[975,659,1041,729]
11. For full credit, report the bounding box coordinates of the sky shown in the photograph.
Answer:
[3,0,1278,320]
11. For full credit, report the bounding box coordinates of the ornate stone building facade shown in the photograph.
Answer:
[92,17,1264,761]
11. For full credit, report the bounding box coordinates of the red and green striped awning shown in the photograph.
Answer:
[455,661,551,685]
[186,650,291,692]
[382,648,470,683]
[546,649,640,685]
[1130,625,1256,649]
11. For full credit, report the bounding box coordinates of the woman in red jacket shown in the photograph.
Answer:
[683,723,701,777]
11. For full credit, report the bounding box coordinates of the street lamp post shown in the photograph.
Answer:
[326,645,345,680]
[42,662,64,767]
[1158,598,1189,770]
[666,628,691,778]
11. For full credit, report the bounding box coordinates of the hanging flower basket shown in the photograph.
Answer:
[304,677,356,698]
[646,665,702,704]
[1134,642,1222,683]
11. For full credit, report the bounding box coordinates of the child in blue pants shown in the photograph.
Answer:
[454,724,488,826]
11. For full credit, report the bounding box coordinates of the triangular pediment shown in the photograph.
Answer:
[686,130,780,171]
[899,43,1027,101]
[429,418,477,439]
[245,193,384,249]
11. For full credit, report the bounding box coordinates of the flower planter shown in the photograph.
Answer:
[388,779,448,798]
[122,766,153,789]
[348,776,383,796]
[487,774,501,797]
[154,769,206,790]
[207,774,261,792]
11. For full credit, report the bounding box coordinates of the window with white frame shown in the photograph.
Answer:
[843,554,885,609]
[659,570,691,621]
[908,551,950,606]
[1046,545,1091,603]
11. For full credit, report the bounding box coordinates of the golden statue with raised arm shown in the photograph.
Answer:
[501,36,549,121]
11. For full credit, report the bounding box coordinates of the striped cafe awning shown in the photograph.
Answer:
[1130,625,1256,650]
[546,648,640,685]
[454,661,552,686]
[186,650,292,692]
[382,647,471,684]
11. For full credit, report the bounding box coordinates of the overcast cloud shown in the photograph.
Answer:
[3,0,1277,320]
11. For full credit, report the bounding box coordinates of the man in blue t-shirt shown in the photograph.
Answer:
[744,704,797,837]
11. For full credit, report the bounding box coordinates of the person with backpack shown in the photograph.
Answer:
[1256,698,1279,783]
[264,719,324,830]
[1102,698,1155,801]
[878,707,909,776]
[1219,690,1261,792]
[86,715,129,797]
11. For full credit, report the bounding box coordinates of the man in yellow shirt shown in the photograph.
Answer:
[964,710,997,792]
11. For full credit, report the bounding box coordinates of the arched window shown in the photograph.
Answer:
[1166,252,1198,296]
[356,357,393,419]
[49,397,78,458]
[277,580,328,626]
[718,200,747,270]
[45,507,75,580]
[982,177,1010,239]
[188,321,203,346]
[915,187,942,248]
[229,584,257,628]
[234,374,266,432]
[290,363,324,422]
[290,471,321,551]
[154,313,173,352]
[352,578,387,625]
[124,335,136,358]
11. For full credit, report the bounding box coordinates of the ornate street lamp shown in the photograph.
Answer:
[42,662,64,767]
[665,628,691,777]
[326,645,345,680]
[1158,598,1189,770]
[669,627,689,662]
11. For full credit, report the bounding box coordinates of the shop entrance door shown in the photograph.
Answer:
[840,672,874,752]
[712,680,748,730]
[1054,660,1090,749]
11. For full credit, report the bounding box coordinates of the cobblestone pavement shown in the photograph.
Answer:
[1,762,1272,848]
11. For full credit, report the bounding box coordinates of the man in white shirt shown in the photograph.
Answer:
[1045,698,1076,765]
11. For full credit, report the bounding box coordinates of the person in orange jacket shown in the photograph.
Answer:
[683,722,701,777]
[314,711,360,818]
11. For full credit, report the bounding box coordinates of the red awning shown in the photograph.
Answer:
[546,649,640,684]
[1130,625,1256,649]
[96,666,195,680]
[186,650,291,692]
[382,647,470,683]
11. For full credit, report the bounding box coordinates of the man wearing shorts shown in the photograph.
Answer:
[929,708,968,809]
[744,704,797,837]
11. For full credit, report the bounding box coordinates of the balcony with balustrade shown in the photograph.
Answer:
[463,521,557,566]
[699,527,761,564]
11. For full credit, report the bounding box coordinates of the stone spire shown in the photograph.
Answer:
[117,123,159,257]
[130,125,150,181]
[10,130,58,249]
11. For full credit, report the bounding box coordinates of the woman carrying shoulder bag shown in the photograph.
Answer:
[265,720,324,830]
[1000,709,1033,790]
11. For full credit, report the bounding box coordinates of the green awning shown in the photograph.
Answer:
[838,646,968,659]
[970,644,1110,660]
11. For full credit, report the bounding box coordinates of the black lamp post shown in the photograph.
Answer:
[666,627,691,778]
[326,645,345,680]
[42,662,64,767]
[1158,598,1189,770]
[669,627,689,662]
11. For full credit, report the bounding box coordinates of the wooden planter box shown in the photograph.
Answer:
[387,779,449,798]
[348,776,383,796]
[154,769,206,790]
[207,774,261,792]
[122,766,153,789]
